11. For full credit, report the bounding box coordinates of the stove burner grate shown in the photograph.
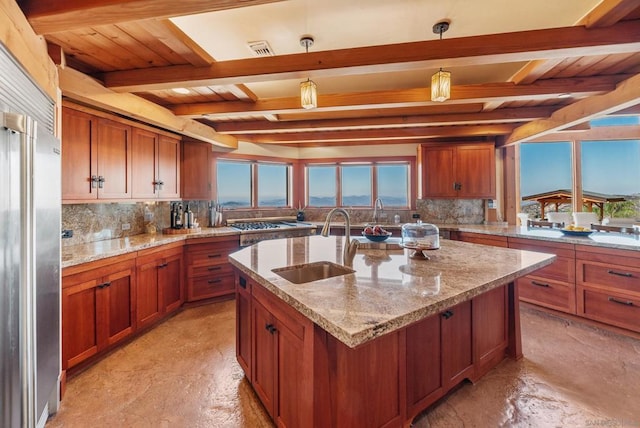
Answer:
[231,221,281,231]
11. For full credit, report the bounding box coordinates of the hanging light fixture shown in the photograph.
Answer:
[431,21,451,102]
[300,36,317,109]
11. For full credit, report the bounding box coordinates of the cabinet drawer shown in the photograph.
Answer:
[187,241,238,256]
[187,249,233,267]
[517,276,575,314]
[577,260,640,296]
[188,263,234,278]
[508,238,574,283]
[578,287,640,333]
[187,274,235,301]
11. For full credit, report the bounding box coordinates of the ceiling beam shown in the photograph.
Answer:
[21,0,287,35]
[58,66,237,149]
[234,124,519,144]
[214,106,555,134]
[171,76,622,118]
[578,0,640,28]
[504,73,640,146]
[101,21,640,91]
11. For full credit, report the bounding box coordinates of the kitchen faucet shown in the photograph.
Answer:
[321,208,359,267]
[373,198,384,223]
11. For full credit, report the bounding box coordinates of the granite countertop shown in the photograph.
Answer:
[61,227,240,268]
[229,235,555,348]
[450,224,640,251]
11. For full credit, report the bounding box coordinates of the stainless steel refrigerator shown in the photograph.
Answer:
[1,42,61,428]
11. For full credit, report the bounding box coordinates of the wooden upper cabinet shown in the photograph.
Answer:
[95,118,132,199]
[61,107,132,201]
[131,129,181,200]
[421,143,495,199]
[61,107,97,200]
[181,140,212,200]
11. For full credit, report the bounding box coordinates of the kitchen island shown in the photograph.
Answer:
[229,235,555,427]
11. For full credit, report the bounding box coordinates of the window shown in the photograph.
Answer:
[581,140,640,219]
[257,163,288,207]
[217,160,251,208]
[308,165,336,207]
[216,159,291,208]
[519,142,573,218]
[305,160,411,208]
[341,165,371,206]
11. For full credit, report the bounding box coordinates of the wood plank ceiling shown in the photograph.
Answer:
[18,0,640,147]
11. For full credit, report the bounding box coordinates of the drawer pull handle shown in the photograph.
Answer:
[607,269,633,278]
[207,254,222,258]
[97,281,111,289]
[608,297,634,307]
[265,324,277,334]
[207,266,222,271]
[441,310,454,319]
[158,263,168,268]
[239,277,247,289]
[531,280,550,288]
[208,279,222,284]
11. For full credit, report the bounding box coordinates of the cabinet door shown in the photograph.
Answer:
[61,107,97,200]
[441,300,473,388]
[159,251,183,314]
[136,257,161,329]
[62,278,99,369]
[456,144,495,198]
[96,118,132,199]
[473,285,507,377]
[406,314,442,414]
[157,135,181,199]
[181,141,212,200]
[131,128,159,199]
[252,299,276,418]
[236,275,252,378]
[275,318,307,428]
[423,146,455,197]
[100,268,135,347]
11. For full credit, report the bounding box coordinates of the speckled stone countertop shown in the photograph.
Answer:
[318,222,640,252]
[228,235,555,348]
[451,224,640,251]
[61,227,240,268]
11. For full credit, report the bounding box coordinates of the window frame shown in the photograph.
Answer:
[303,157,415,209]
[215,157,293,209]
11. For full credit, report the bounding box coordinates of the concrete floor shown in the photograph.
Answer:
[47,300,640,428]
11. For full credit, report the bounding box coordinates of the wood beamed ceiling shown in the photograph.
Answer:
[19,0,640,147]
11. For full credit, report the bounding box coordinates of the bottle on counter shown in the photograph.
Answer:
[174,203,184,229]
[185,203,194,229]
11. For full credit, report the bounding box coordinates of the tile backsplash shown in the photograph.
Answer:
[61,198,486,246]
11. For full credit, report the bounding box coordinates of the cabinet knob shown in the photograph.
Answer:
[97,176,105,188]
[265,323,277,334]
[441,310,454,319]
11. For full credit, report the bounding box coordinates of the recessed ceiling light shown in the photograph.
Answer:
[557,93,572,99]
[172,88,190,95]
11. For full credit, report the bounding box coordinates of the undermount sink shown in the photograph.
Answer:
[272,261,355,284]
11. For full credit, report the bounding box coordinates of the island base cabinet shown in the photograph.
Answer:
[234,267,514,428]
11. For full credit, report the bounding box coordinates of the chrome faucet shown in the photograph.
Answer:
[321,208,359,267]
[373,198,384,223]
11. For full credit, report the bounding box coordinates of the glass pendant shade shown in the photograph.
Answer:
[300,78,317,109]
[431,69,451,102]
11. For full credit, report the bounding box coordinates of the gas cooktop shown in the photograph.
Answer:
[230,221,282,231]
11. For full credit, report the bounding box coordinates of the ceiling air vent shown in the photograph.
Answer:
[247,40,275,57]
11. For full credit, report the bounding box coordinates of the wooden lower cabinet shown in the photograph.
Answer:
[136,243,184,329]
[450,231,508,247]
[508,237,576,314]
[185,236,239,301]
[62,255,136,370]
[576,245,640,333]
[235,267,511,427]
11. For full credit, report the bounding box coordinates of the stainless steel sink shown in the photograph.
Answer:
[272,261,355,284]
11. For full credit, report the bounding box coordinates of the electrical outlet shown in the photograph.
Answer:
[61,229,73,239]
[121,223,131,230]
[412,213,421,219]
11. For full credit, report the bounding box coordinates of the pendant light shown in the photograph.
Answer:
[431,21,451,102]
[300,36,317,109]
